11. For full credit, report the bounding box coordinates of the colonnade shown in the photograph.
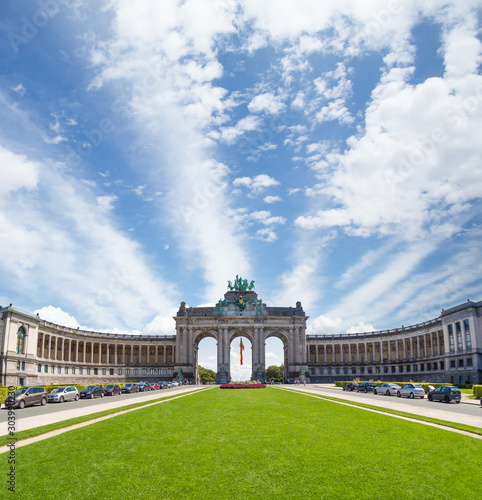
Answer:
[36,331,175,366]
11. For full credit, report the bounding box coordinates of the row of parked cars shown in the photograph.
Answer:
[3,381,180,409]
[342,381,462,403]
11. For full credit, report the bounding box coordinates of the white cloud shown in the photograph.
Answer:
[248,92,286,114]
[264,195,282,204]
[35,306,81,329]
[96,194,118,211]
[309,315,343,334]
[233,174,280,193]
[346,322,375,334]
[0,146,38,196]
[11,84,26,97]
[254,228,278,242]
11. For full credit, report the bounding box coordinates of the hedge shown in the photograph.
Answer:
[473,385,482,398]
[220,384,266,389]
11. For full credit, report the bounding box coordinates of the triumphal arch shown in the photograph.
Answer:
[174,277,308,383]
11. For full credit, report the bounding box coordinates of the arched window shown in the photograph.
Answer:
[16,327,26,354]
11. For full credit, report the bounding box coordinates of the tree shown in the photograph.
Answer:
[266,364,284,382]
[198,365,216,383]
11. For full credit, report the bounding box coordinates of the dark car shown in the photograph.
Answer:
[427,386,461,404]
[80,385,105,399]
[4,387,48,409]
[356,382,376,393]
[121,383,139,394]
[343,382,359,392]
[136,382,151,392]
[103,384,122,396]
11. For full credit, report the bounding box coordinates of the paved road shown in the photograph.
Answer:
[0,385,210,434]
[280,384,482,428]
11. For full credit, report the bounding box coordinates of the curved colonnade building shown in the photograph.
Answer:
[1,286,481,387]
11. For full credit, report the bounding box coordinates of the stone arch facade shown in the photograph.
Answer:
[0,286,480,386]
[174,288,307,383]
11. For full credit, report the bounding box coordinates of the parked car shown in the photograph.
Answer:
[343,382,359,391]
[427,386,461,404]
[149,382,160,390]
[397,384,425,399]
[172,381,179,387]
[373,383,401,396]
[47,386,80,403]
[356,382,376,393]
[121,383,139,394]
[136,382,151,392]
[80,385,105,399]
[4,387,48,409]
[103,384,122,396]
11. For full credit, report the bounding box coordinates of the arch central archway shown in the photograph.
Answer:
[173,290,307,384]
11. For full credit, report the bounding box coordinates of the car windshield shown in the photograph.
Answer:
[105,385,114,389]
[84,386,95,390]
[15,387,28,395]
[51,388,66,393]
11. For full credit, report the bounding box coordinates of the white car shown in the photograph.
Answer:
[397,384,425,399]
[373,383,401,396]
[47,386,80,403]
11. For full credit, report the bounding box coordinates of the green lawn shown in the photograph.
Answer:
[9,388,481,499]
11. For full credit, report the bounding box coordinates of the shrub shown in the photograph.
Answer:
[473,385,482,398]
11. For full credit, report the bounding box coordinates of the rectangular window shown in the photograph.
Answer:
[398,366,403,373]
[327,367,332,375]
[456,322,463,350]
[142,369,147,375]
[159,369,163,375]
[458,359,464,367]
[406,365,410,372]
[22,361,25,371]
[94,368,98,375]
[44,364,48,373]
[450,360,456,368]
[463,319,472,349]
[102,369,106,375]
[38,364,42,373]
[167,369,171,375]
[420,364,424,372]
[87,368,91,375]
[79,367,83,375]
[467,357,473,366]
[64,367,69,374]
[51,365,54,373]
[413,364,417,372]
[134,369,138,375]
[72,367,76,374]
[109,369,114,375]
[439,361,444,370]
[17,361,20,370]
[150,368,155,375]
[448,324,454,352]
[58,366,61,374]
[117,369,122,375]
[126,369,130,376]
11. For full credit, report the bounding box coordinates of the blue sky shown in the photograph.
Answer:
[1,1,482,379]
